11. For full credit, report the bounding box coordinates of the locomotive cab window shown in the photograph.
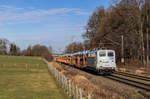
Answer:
[108,52,114,57]
[99,52,106,57]
[88,53,96,57]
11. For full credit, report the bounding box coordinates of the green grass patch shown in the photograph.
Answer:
[0,56,68,99]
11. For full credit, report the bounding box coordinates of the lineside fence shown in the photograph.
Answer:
[43,59,92,99]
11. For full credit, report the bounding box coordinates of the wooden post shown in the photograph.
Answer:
[88,93,91,99]
[26,64,28,70]
[28,64,30,71]
[69,80,71,96]
[65,77,67,92]
[59,73,60,83]
[61,75,63,88]
[79,88,82,99]
[67,79,69,95]
[62,75,65,89]
[61,75,63,87]
[76,85,79,99]
[59,73,61,82]
[72,82,75,99]
[56,70,57,79]
[56,71,59,81]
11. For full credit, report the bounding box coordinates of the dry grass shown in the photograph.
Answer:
[49,62,148,99]
[117,66,150,77]
[49,62,125,99]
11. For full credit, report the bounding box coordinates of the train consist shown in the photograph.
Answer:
[55,48,116,74]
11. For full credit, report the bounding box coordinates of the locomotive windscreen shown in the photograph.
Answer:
[99,51,106,57]
[108,52,114,57]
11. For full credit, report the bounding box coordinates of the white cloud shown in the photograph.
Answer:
[0,5,91,26]
[0,5,24,10]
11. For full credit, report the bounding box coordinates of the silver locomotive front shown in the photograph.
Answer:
[96,50,116,74]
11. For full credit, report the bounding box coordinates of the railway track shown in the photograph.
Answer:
[68,64,150,91]
[60,63,150,98]
[107,72,150,91]
[105,72,150,98]
[70,65,150,92]
[115,71,150,82]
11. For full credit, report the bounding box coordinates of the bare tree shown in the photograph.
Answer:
[0,38,9,55]
[9,43,20,56]
[64,42,84,53]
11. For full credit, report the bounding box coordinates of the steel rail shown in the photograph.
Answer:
[105,75,150,91]
[115,71,150,81]
[111,75,150,87]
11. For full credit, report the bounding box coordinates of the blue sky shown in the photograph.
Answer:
[0,0,111,52]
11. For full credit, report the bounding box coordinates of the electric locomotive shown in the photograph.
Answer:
[55,48,116,74]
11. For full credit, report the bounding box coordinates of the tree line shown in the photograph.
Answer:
[65,0,150,66]
[0,38,53,61]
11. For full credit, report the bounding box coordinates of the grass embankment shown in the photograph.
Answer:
[0,56,68,99]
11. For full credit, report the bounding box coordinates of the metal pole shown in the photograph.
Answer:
[71,35,75,54]
[121,35,124,65]
[146,0,149,67]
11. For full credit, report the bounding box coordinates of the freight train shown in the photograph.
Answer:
[55,48,116,74]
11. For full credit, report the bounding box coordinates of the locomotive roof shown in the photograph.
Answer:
[58,48,115,58]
